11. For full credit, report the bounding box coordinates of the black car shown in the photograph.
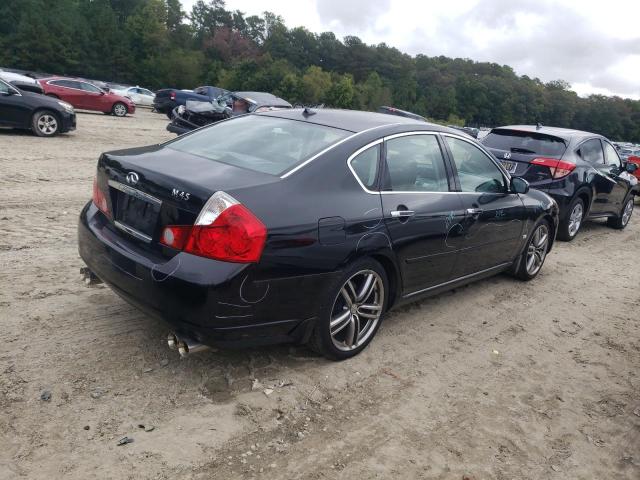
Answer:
[78,109,558,360]
[167,91,292,135]
[0,78,76,136]
[481,125,639,240]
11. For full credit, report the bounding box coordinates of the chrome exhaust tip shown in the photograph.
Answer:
[167,332,209,357]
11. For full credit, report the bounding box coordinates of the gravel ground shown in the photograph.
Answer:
[1,110,639,480]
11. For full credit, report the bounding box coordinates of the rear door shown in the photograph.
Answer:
[443,135,525,277]
[78,81,106,111]
[50,80,85,108]
[379,132,465,294]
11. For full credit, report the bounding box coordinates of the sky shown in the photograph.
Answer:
[181,0,640,100]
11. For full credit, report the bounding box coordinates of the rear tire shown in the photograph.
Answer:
[607,196,634,229]
[112,102,127,117]
[512,218,551,281]
[31,110,60,137]
[308,258,388,360]
[557,197,584,241]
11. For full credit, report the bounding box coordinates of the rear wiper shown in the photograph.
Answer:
[510,147,536,154]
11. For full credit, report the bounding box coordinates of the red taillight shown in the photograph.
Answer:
[92,176,111,217]
[531,157,576,179]
[170,92,176,100]
[160,192,267,263]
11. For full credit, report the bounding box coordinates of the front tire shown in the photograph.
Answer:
[31,110,60,137]
[112,102,128,117]
[607,196,634,229]
[558,197,584,241]
[512,219,551,281]
[309,258,388,360]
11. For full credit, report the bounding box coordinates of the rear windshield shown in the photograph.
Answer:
[482,129,567,157]
[166,115,351,176]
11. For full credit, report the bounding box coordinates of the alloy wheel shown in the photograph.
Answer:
[329,270,384,351]
[37,114,58,135]
[114,104,127,116]
[526,224,549,276]
[622,199,633,226]
[567,203,583,237]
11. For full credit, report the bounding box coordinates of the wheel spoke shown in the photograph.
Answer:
[340,287,353,308]
[330,309,351,335]
[536,232,548,248]
[345,315,359,347]
[356,273,375,302]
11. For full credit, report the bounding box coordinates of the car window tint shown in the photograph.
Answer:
[385,134,449,192]
[166,115,350,176]
[350,145,380,190]
[446,136,507,193]
[482,129,566,157]
[603,142,621,168]
[52,80,75,88]
[80,82,101,93]
[578,139,604,164]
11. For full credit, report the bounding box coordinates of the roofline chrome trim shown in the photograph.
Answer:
[279,123,406,179]
[347,130,513,196]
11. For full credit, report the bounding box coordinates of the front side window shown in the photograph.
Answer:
[51,80,77,89]
[80,82,102,93]
[578,139,604,164]
[0,79,11,94]
[350,144,380,190]
[446,136,507,193]
[603,141,622,168]
[166,115,350,176]
[384,134,449,192]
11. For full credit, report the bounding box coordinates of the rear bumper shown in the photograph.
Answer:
[77,202,331,348]
[153,99,176,113]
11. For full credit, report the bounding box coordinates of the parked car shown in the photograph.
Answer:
[153,86,227,117]
[628,155,640,183]
[619,147,640,162]
[0,69,39,86]
[0,78,76,136]
[167,91,292,135]
[39,77,135,117]
[78,109,558,360]
[109,85,155,107]
[10,80,44,94]
[481,125,639,240]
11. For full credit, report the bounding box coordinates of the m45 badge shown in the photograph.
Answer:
[172,188,191,201]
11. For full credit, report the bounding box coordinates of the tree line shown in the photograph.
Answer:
[1,0,639,141]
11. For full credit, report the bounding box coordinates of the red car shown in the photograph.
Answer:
[629,155,640,182]
[39,77,135,117]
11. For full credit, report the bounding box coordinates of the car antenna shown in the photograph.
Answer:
[302,107,316,117]
[536,122,542,130]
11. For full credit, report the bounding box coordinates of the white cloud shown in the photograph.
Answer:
[182,0,640,99]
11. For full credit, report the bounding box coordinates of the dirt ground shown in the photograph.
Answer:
[1,110,639,480]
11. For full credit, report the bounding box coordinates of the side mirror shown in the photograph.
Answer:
[626,162,638,173]
[510,176,530,194]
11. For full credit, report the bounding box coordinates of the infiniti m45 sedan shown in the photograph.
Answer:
[78,109,559,360]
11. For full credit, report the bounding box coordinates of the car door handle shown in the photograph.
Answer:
[390,210,415,218]
[466,208,483,216]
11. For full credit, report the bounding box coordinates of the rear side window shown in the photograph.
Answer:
[51,80,78,89]
[384,134,449,192]
[577,139,604,164]
[482,129,567,157]
[166,115,350,176]
[350,145,380,190]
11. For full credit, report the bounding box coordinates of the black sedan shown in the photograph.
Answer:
[78,109,558,360]
[482,125,639,240]
[0,78,76,136]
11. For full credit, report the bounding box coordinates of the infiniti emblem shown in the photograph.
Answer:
[126,171,139,185]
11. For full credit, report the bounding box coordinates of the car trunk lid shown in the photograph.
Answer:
[481,128,568,186]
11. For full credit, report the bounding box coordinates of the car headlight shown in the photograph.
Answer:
[57,101,74,113]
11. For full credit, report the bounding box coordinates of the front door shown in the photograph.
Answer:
[0,82,30,127]
[594,140,632,215]
[442,135,525,277]
[380,133,465,294]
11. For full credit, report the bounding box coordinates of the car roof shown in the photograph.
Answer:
[258,108,454,134]
[493,125,599,141]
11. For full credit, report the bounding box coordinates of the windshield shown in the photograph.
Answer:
[166,115,351,176]
[482,129,567,157]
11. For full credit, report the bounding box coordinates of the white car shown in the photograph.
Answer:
[108,86,155,107]
[0,69,39,86]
